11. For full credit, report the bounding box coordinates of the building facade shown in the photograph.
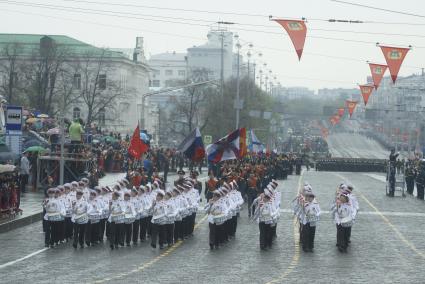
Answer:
[0,34,150,134]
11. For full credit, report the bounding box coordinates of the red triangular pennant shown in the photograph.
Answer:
[368,63,387,90]
[359,84,374,106]
[337,108,345,117]
[273,19,307,60]
[379,45,410,84]
[345,100,358,118]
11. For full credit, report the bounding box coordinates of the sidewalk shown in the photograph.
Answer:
[0,192,44,233]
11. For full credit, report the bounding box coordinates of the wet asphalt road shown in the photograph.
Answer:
[1,168,425,284]
[327,133,388,159]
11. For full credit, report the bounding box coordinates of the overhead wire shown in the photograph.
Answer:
[1,6,423,70]
[1,0,425,48]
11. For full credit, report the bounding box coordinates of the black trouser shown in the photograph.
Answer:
[259,222,273,249]
[140,217,149,241]
[124,223,133,245]
[165,223,174,245]
[209,223,219,248]
[73,223,86,247]
[65,217,73,240]
[151,223,166,247]
[19,174,28,193]
[109,222,124,247]
[216,223,225,245]
[132,219,140,243]
[301,223,316,250]
[416,183,424,200]
[99,218,106,241]
[174,220,183,241]
[105,220,110,241]
[187,213,196,236]
[406,178,415,194]
[230,215,237,237]
[86,221,99,245]
[182,216,190,237]
[45,220,59,246]
[147,216,153,237]
[336,224,350,250]
[247,192,257,217]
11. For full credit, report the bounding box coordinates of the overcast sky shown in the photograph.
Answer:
[0,0,424,90]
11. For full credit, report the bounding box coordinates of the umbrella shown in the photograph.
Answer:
[26,117,39,124]
[24,146,47,153]
[47,127,60,135]
[37,114,49,118]
[103,136,117,143]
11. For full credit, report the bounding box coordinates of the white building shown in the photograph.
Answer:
[187,30,234,80]
[0,34,150,134]
[147,51,187,88]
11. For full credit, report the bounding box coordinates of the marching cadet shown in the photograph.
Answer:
[99,187,110,242]
[43,188,65,248]
[333,193,353,253]
[186,180,200,238]
[109,191,125,250]
[151,190,167,249]
[174,170,186,187]
[299,187,320,253]
[172,187,185,242]
[205,191,227,250]
[191,170,203,201]
[138,186,151,242]
[123,192,136,246]
[63,184,74,242]
[176,185,190,241]
[205,171,218,201]
[405,160,416,195]
[130,188,141,245]
[247,173,259,218]
[253,188,276,250]
[86,190,102,246]
[72,190,89,249]
[164,191,177,247]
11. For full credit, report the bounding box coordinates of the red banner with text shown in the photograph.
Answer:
[359,84,374,106]
[345,100,358,118]
[274,19,307,60]
[379,45,410,83]
[368,63,387,90]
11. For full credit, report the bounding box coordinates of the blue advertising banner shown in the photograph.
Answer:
[5,105,23,131]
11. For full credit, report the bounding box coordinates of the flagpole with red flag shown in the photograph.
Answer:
[128,124,149,160]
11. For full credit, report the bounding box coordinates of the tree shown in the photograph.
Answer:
[165,68,216,139]
[0,42,25,105]
[22,36,69,114]
[76,49,126,126]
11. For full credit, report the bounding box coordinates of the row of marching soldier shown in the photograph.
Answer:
[42,175,200,250]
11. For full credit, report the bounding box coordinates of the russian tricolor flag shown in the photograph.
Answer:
[178,128,205,162]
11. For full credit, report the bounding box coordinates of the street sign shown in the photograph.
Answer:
[5,105,23,131]
[204,135,212,145]
[5,130,22,155]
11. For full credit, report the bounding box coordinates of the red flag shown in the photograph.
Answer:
[128,125,148,160]
[239,127,247,158]
[379,45,410,83]
[274,19,307,60]
[359,84,374,106]
[345,100,358,118]
[368,63,387,89]
[337,108,345,117]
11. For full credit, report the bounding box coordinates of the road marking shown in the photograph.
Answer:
[334,173,425,260]
[363,173,387,183]
[93,215,208,284]
[0,248,49,270]
[265,170,304,284]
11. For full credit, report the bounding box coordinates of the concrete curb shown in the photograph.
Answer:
[0,212,43,234]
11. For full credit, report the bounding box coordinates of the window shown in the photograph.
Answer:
[73,74,81,89]
[152,80,160,87]
[73,107,81,120]
[154,70,160,76]
[178,70,185,76]
[98,108,105,126]
[98,74,106,90]
[165,70,173,76]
